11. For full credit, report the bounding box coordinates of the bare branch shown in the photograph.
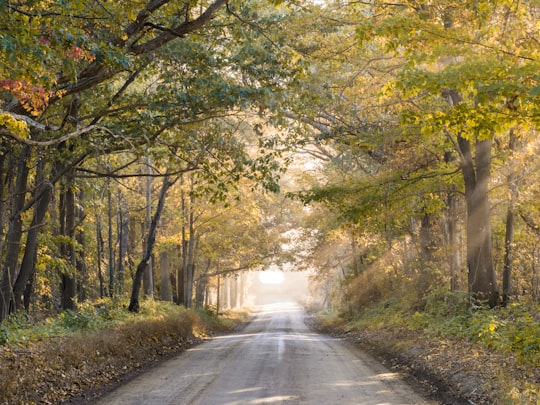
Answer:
[130,0,228,54]
[75,165,200,179]
[520,211,540,237]
[0,125,114,147]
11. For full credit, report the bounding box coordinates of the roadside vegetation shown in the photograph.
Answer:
[0,300,245,404]
[314,289,539,404]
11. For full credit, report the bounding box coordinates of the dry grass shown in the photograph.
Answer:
[0,309,202,404]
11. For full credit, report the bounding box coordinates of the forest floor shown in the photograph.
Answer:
[313,322,539,405]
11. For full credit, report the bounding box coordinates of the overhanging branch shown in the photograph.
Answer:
[0,125,115,147]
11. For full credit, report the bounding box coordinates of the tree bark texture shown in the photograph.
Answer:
[442,151,461,290]
[60,171,77,311]
[108,188,115,297]
[12,181,53,311]
[117,192,129,295]
[96,215,105,299]
[502,130,518,306]
[458,135,498,307]
[160,251,172,301]
[446,185,461,291]
[0,145,31,321]
[76,190,87,302]
[143,158,154,298]
[129,175,173,312]
[444,89,497,306]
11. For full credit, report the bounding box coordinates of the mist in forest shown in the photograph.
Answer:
[249,270,311,306]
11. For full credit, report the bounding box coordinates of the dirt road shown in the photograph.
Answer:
[95,301,435,404]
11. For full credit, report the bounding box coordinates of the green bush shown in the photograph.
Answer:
[508,311,540,363]
[467,310,504,348]
[343,286,539,368]
[423,288,472,318]
[60,310,93,330]
[460,304,538,366]
[0,323,8,345]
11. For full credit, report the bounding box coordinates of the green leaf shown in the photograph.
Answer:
[529,86,540,97]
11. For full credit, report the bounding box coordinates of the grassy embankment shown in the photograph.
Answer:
[0,300,246,404]
[315,289,539,405]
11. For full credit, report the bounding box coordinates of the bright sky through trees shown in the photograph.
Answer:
[259,270,285,284]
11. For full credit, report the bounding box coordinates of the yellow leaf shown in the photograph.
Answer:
[0,112,30,138]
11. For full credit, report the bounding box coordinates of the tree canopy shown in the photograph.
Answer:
[0,0,540,323]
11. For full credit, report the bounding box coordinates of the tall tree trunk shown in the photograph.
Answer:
[176,244,185,305]
[76,189,87,302]
[107,188,115,297]
[0,145,31,321]
[216,274,221,314]
[182,239,189,306]
[225,277,231,309]
[445,89,497,306]
[459,135,498,306]
[143,158,154,298]
[19,157,48,312]
[443,150,462,291]
[96,215,105,299]
[195,259,211,310]
[129,174,173,312]
[128,215,138,283]
[117,191,129,295]
[0,146,9,269]
[23,270,35,312]
[60,170,77,311]
[178,176,198,308]
[160,251,172,301]
[418,208,437,295]
[185,185,196,308]
[446,184,461,291]
[195,276,206,309]
[419,210,436,263]
[502,130,518,306]
[60,98,80,311]
[180,176,188,307]
[12,181,53,311]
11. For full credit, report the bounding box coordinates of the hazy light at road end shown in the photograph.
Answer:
[258,270,284,284]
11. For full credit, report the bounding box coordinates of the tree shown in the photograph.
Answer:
[129,173,175,313]
[353,0,540,305]
[280,0,540,309]
[0,0,306,318]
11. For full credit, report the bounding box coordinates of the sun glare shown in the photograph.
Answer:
[258,270,285,284]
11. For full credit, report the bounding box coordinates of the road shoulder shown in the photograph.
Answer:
[307,317,538,405]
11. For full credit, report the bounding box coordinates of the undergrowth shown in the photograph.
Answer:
[0,299,246,404]
[409,289,540,368]
[327,288,540,368]
[0,299,243,346]
[0,299,177,346]
[318,288,539,404]
[317,289,540,404]
[197,306,249,333]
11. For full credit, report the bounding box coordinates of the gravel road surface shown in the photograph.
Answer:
[95,301,434,404]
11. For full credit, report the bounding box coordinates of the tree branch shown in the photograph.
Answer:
[130,0,228,54]
[0,125,115,147]
[519,211,540,237]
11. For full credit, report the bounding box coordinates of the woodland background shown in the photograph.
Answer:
[0,1,539,403]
